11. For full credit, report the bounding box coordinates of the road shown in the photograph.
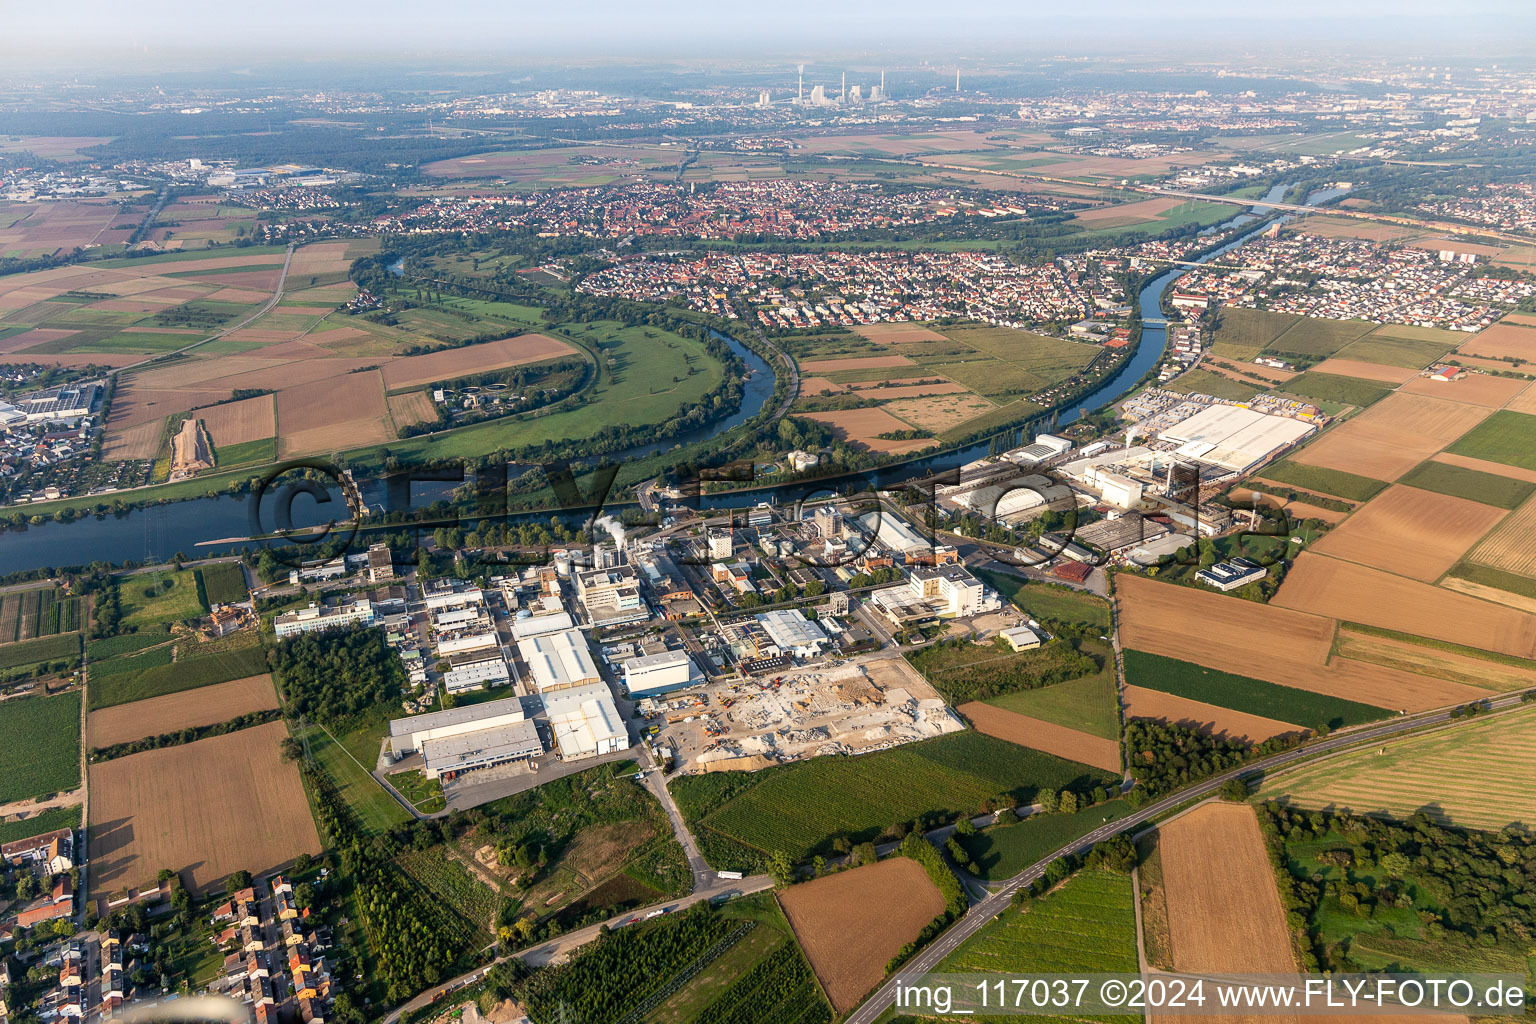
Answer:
[642,768,716,893]
[843,692,1536,1024]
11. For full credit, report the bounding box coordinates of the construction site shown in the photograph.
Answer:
[641,653,962,773]
[168,416,214,481]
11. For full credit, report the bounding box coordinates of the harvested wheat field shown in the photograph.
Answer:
[1398,373,1529,408]
[882,393,996,433]
[778,857,944,1012]
[799,376,847,396]
[1259,705,1536,831]
[1331,628,1536,693]
[1072,196,1184,227]
[1453,321,1536,361]
[845,381,968,400]
[959,702,1120,772]
[387,390,439,430]
[1438,575,1536,614]
[380,333,576,390]
[88,720,321,898]
[88,675,279,748]
[1500,381,1536,415]
[1467,492,1536,579]
[799,408,938,454]
[1154,803,1298,1024]
[1306,358,1418,384]
[1274,552,1536,660]
[100,419,163,460]
[1231,488,1349,525]
[799,354,916,373]
[1123,686,1303,744]
[852,322,948,344]
[1308,485,1506,582]
[277,371,391,457]
[196,394,276,447]
[1289,392,1488,480]
[1116,574,1491,712]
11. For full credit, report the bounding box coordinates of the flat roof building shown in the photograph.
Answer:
[273,599,375,639]
[541,682,629,760]
[389,696,544,777]
[517,629,601,693]
[622,649,702,696]
[755,608,829,659]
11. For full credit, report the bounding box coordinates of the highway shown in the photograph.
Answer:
[843,692,1536,1024]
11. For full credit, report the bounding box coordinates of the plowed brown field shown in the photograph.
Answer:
[959,702,1121,772]
[1302,358,1416,383]
[1453,322,1536,360]
[778,857,944,1012]
[799,408,938,454]
[379,333,577,390]
[1430,451,1536,483]
[87,675,278,747]
[1308,484,1505,581]
[1289,392,1489,480]
[1399,373,1530,407]
[800,354,916,372]
[196,394,276,447]
[88,720,320,897]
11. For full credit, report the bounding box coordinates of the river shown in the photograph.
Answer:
[0,185,1339,574]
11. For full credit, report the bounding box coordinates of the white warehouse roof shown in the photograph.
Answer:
[541,682,629,760]
[1156,405,1314,474]
[517,628,600,692]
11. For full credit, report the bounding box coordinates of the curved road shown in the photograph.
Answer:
[843,691,1536,1024]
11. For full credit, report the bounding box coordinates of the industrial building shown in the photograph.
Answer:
[443,650,512,694]
[859,511,931,561]
[574,565,649,627]
[388,697,543,779]
[541,682,630,760]
[1001,625,1043,651]
[908,564,993,618]
[755,608,830,659]
[517,629,601,693]
[622,649,703,696]
[511,608,575,641]
[1196,557,1269,592]
[1156,404,1316,475]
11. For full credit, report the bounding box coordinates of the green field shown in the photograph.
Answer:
[0,632,81,672]
[957,801,1134,881]
[0,804,81,845]
[673,731,1116,868]
[1213,308,1302,358]
[908,639,1097,705]
[0,691,81,803]
[298,721,411,834]
[389,768,446,814]
[1334,332,1456,369]
[0,586,82,645]
[1398,460,1536,510]
[1261,459,1386,502]
[86,631,173,660]
[384,320,724,463]
[1445,561,1536,599]
[88,642,268,709]
[972,568,1112,632]
[1265,317,1375,359]
[117,568,208,630]
[196,562,248,605]
[1123,650,1389,731]
[935,868,1140,1024]
[88,643,174,677]
[1163,368,1263,402]
[984,641,1120,740]
[1257,705,1536,830]
[395,846,499,937]
[1279,371,1390,408]
[1446,410,1536,472]
[213,437,276,469]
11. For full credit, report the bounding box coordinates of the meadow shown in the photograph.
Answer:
[972,568,1111,631]
[294,721,411,835]
[196,561,248,605]
[983,640,1120,740]
[957,801,1134,881]
[116,567,207,630]
[1122,649,1390,731]
[0,690,81,803]
[1279,371,1390,408]
[673,731,1115,867]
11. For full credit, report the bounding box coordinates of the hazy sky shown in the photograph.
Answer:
[6,0,1536,58]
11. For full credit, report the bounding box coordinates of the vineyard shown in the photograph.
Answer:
[675,732,1116,866]
[690,941,831,1024]
[0,690,81,804]
[0,631,81,673]
[936,868,1140,1024]
[196,562,249,605]
[88,642,269,708]
[395,846,500,938]
[0,586,82,645]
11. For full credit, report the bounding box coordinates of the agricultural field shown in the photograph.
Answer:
[196,561,248,605]
[1306,358,1419,383]
[936,867,1139,1024]
[983,641,1120,740]
[1454,319,1536,361]
[1122,684,1304,743]
[0,804,81,845]
[778,857,944,1013]
[88,719,322,897]
[0,691,81,804]
[1279,370,1391,408]
[957,802,1134,881]
[1330,626,1536,693]
[1306,484,1507,582]
[1152,802,1297,976]
[1445,409,1536,472]
[295,721,411,835]
[1258,459,1385,502]
[1163,366,1262,403]
[1116,573,1493,714]
[1121,650,1387,732]
[1259,706,1536,830]
[1290,392,1490,482]
[0,585,83,645]
[959,702,1121,773]
[116,567,206,630]
[1397,459,1536,510]
[0,632,82,674]
[0,199,130,257]
[1465,491,1536,579]
[673,731,1116,867]
[88,640,269,709]
[1333,330,1458,369]
[1398,371,1530,408]
[86,674,278,748]
[1274,553,1536,662]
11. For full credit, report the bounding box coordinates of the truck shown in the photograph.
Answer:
[717,870,743,880]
